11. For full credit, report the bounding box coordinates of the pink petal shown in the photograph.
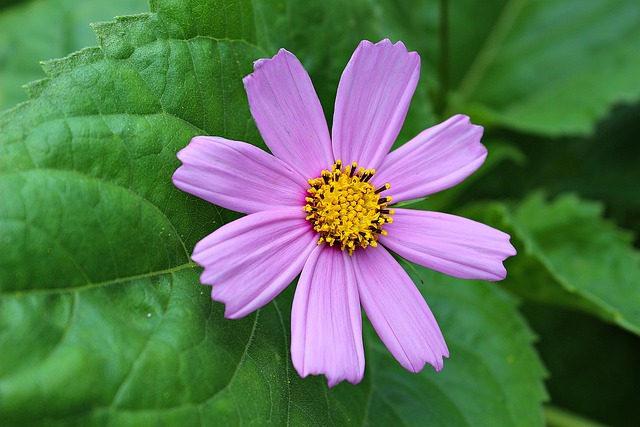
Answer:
[291,246,364,387]
[380,209,517,281]
[173,136,308,214]
[243,49,334,178]
[352,246,449,372]
[332,39,420,170]
[372,115,486,203]
[192,208,317,318]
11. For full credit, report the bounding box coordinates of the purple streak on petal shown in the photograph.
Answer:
[372,115,486,203]
[291,245,364,387]
[332,39,420,170]
[380,209,517,281]
[173,136,308,214]
[192,208,317,318]
[243,49,334,178]
[352,245,449,372]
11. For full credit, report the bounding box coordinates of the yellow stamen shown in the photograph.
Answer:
[304,160,393,255]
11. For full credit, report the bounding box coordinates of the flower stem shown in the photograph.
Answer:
[435,0,449,118]
[544,405,606,427]
[456,0,525,107]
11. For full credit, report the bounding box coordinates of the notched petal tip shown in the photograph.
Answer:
[449,113,471,123]
[450,114,486,138]
[297,368,364,388]
[404,348,449,374]
[170,168,183,188]
[244,48,295,82]
[355,39,374,50]
[174,136,216,165]
[443,114,485,134]
[489,236,517,281]
[367,38,411,52]
[432,360,445,373]
[207,288,247,320]
[327,372,363,388]
[354,38,417,59]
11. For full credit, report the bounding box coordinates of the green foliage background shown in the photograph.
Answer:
[1,0,638,425]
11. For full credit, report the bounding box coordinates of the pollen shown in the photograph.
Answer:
[304,160,394,255]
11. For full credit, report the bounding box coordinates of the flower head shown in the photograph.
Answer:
[173,39,516,387]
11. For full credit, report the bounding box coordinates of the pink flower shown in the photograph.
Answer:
[173,39,516,387]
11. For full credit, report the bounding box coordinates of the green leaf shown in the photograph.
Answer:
[492,105,640,232]
[366,265,547,427]
[453,0,640,135]
[369,0,640,136]
[0,0,149,110]
[524,303,640,427]
[470,193,640,335]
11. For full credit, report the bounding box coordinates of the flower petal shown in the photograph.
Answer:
[352,245,448,372]
[380,209,517,281]
[291,246,364,387]
[192,208,317,318]
[371,115,487,203]
[243,49,334,178]
[372,115,486,203]
[332,39,420,170]
[173,136,308,214]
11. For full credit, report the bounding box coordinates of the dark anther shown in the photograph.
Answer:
[374,185,388,194]
[378,197,390,204]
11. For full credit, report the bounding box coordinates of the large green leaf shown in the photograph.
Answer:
[470,193,640,335]
[455,0,640,136]
[370,0,640,136]
[478,104,640,233]
[0,0,148,110]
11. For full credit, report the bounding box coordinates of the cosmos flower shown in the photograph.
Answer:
[173,39,516,387]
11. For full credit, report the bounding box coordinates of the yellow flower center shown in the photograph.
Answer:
[304,160,394,255]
